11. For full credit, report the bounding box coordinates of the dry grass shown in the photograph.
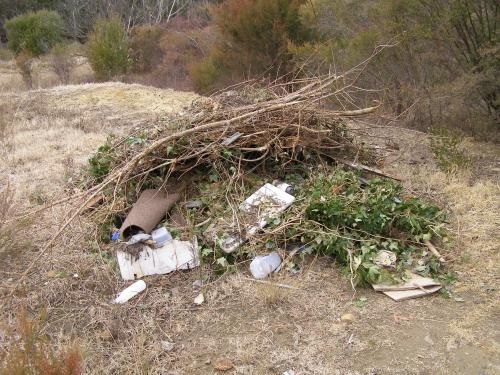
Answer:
[0,85,499,374]
[0,55,93,93]
[254,282,292,307]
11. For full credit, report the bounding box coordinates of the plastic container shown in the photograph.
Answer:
[249,252,282,279]
[151,227,172,248]
[112,280,146,304]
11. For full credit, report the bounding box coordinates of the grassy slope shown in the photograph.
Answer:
[0,82,498,375]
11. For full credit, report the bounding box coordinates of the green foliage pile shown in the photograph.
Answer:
[430,128,472,172]
[5,10,64,56]
[88,144,114,182]
[86,18,129,81]
[290,170,448,285]
[178,168,449,285]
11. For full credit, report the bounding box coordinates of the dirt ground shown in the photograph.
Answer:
[0,81,499,375]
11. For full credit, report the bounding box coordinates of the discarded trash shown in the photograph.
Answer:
[372,272,442,301]
[192,279,203,290]
[221,183,295,253]
[212,358,234,371]
[185,200,203,209]
[373,250,397,267]
[151,227,172,248]
[194,292,205,305]
[272,180,294,195]
[117,238,199,280]
[120,188,183,239]
[127,233,152,245]
[112,280,146,304]
[111,230,120,241]
[250,251,282,279]
[283,371,295,375]
[381,286,442,301]
[161,340,175,352]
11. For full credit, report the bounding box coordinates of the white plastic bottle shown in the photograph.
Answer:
[250,252,282,279]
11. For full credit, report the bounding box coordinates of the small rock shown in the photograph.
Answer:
[161,340,175,352]
[341,313,355,322]
[213,358,234,371]
[194,293,205,305]
[204,358,211,365]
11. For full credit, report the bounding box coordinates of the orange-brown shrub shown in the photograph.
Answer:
[127,16,212,91]
[0,310,82,375]
[189,0,315,91]
[128,25,164,73]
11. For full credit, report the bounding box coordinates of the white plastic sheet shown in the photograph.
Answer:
[117,238,199,280]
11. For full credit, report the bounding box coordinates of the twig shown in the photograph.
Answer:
[243,277,298,290]
[424,240,446,263]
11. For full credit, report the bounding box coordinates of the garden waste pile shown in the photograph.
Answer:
[43,65,451,300]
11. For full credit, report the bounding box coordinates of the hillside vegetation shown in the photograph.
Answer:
[1,0,498,139]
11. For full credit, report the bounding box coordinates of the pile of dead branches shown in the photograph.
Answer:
[19,54,384,282]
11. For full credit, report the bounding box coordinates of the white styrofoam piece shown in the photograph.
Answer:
[240,183,295,220]
[382,285,442,301]
[112,280,146,304]
[117,239,199,280]
[221,183,295,253]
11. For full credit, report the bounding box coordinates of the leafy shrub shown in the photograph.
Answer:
[189,51,225,92]
[0,309,81,375]
[129,25,163,73]
[88,144,113,182]
[157,18,213,91]
[86,18,129,81]
[430,127,471,173]
[294,170,448,285]
[5,10,64,56]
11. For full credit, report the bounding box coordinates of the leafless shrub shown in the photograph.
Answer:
[15,50,33,89]
[50,44,74,84]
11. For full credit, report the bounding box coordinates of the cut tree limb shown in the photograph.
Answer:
[424,240,446,263]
